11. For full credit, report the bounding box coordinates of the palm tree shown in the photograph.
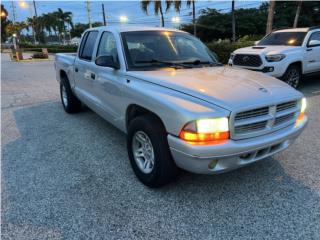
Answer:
[166,0,197,36]
[293,0,302,28]
[53,8,73,42]
[141,0,166,27]
[266,0,276,34]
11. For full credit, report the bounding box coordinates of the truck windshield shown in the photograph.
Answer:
[121,31,219,70]
[258,32,307,46]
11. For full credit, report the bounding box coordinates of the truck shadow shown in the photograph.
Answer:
[2,102,319,239]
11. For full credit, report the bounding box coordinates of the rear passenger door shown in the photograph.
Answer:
[74,30,99,105]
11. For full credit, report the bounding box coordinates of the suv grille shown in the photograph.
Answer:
[233,54,262,67]
[232,100,300,139]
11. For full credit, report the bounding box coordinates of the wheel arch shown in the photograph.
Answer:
[125,104,167,132]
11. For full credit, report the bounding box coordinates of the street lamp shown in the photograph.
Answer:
[119,15,128,23]
[171,17,180,24]
[1,11,7,18]
[18,1,29,9]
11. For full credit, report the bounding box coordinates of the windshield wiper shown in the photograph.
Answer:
[134,59,192,69]
[182,59,223,66]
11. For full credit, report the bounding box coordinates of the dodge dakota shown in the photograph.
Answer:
[55,26,308,187]
[229,26,320,88]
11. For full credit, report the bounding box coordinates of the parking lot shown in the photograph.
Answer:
[1,53,320,239]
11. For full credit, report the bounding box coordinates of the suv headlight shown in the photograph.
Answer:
[265,54,286,62]
[179,118,229,145]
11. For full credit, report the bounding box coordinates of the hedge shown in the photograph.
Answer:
[206,41,254,64]
[18,41,254,63]
[19,43,78,53]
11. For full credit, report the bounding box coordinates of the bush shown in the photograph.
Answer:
[19,43,77,53]
[32,52,49,59]
[206,41,254,64]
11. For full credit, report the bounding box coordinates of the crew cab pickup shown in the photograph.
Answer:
[55,26,307,187]
[229,26,320,88]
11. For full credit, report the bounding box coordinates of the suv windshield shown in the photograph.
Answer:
[258,32,307,46]
[121,31,219,70]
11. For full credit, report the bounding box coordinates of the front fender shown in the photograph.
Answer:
[123,77,230,136]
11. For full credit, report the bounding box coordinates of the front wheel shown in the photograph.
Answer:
[127,115,177,188]
[281,65,302,89]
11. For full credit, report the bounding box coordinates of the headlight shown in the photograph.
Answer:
[295,97,307,127]
[179,117,229,145]
[229,53,235,60]
[265,54,286,62]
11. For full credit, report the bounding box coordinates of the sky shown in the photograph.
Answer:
[2,0,264,27]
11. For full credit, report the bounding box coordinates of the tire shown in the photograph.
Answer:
[60,77,82,113]
[127,114,177,188]
[281,64,302,89]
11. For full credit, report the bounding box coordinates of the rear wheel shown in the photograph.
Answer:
[281,65,301,89]
[127,115,177,188]
[60,77,82,113]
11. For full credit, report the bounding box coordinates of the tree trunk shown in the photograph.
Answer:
[293,0,302,28]
[159,4,164,27]
[192,0,196,36]
[232,0,236,42]
[266,0,276,34]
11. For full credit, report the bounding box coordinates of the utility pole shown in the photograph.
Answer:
[33,0,38,17]
[86,1,92,28]
[232,0,236,42]
[293,0,302,28]
[266,0,276,34]
[11,1,17,49]
[102,3,106,26]
[10,1,16,24]
[192,0,196,36]
[32,0,38,44]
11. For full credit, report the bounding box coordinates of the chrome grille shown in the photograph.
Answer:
[276,101,297,112]
[235,107,269,121]
[233,54,262,67]
[232,100,300,139]
[235,121,268,134]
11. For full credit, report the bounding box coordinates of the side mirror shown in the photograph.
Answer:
[95,55,120,69]
[308,39,320,47]
[254,40,260,46]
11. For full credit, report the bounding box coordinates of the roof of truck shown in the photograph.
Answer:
[90,25,184,33]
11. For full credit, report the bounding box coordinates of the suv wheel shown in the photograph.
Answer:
[127,115,177,188]
[60,77,82,113]
[281,65,301,89]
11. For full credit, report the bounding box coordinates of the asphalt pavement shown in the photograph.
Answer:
[1,53,320,239]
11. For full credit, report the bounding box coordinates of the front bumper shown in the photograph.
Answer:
[229,59,289,78]
[168,117,307,174]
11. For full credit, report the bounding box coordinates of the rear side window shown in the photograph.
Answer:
[79,31,98,60]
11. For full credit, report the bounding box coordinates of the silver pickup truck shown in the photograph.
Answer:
[55,26,307,187]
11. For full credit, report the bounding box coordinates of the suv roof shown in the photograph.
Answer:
[274,26,320,33]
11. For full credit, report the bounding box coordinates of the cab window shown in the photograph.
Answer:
[79,31,98,61]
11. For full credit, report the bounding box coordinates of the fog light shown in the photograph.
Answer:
[208,159,218,169]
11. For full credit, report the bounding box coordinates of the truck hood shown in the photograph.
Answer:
[234,45,299,55]
[127,66,302,111]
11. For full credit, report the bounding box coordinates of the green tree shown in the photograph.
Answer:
[141,0,169,27]
[166,0,197,35]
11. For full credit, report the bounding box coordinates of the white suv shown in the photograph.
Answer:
[229,26,320,88]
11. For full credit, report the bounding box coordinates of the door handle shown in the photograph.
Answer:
[307,48,313,51]
[91,73,95,80]
[75,67,79,72]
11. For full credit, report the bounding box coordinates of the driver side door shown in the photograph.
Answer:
[91,31,123,125]
[305,31,320,74]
